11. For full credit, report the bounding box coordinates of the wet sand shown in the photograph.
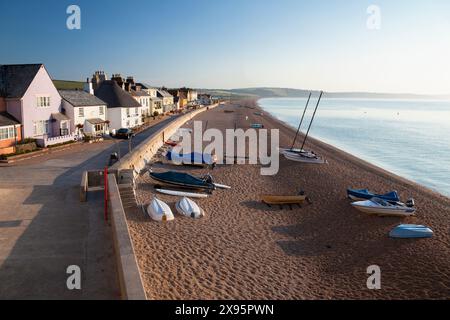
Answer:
[129,100,450,300]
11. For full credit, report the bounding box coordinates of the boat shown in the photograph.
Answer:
[175,197,205,219]
[213,183,231,190]
[150,171,216,191]
[347,189,400,202]
[262,194,309,205]
[155,188,209,199]
[165,140,179,147]
[351,198,416,217]
[147,198,175,222]
[389,225,433,239]
[165,151,217,167]
[284,91,326,165]
[283,150,327,164]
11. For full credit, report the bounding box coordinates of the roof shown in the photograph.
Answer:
[136,83,157,90]
[51,113,70,121]
[130,90,150,97]
[0,64,43,98]
[94,81,141,109]
[157,90,173,98]
[0,112,20,127]
[59,90,107,107]
[86,118,107,125]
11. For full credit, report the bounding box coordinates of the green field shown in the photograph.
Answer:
[53,80,84,90]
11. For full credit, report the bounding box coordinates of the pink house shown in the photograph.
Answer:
[0,64,74,146]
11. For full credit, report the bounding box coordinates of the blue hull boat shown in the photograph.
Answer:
[150,171,216,191]
[347,189,400,202]
[390,225,433,239]
[166,151,216,166]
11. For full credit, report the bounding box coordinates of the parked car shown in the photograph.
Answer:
[115,128,135,139]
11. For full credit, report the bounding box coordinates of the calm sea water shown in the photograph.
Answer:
[259,97,450,197]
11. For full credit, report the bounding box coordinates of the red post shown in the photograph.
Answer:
[104,167,108,221]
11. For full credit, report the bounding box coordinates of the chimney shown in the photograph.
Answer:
[83,78,94,95]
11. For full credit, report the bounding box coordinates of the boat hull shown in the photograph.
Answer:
[390,225,433,239]
[147,198,175,222]
[351,203,416,217]
[175,197,204,219]
[262,195,307,205]
[156,188,209,199]
[283,151,327,164]
[150,171,215,191]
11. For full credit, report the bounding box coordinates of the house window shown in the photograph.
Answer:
[79,108,85,117]
[37,96,51,108]
[135,108,139,116]
[135,119,138,126]
[0,127,16,140]
[126,120,130,127]
[33,120,50,136]
[99,106,104,116]
[126,109,130,117]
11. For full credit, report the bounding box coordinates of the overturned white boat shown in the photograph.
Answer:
[351,198,416,217]
[175,197,204,219]
[147,198,175,222]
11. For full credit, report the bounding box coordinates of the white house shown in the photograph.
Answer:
[157,89,175,114]
[130,89,151,117]
[60,85,109,137]
[94,80,143,130]
[137,83,163,116]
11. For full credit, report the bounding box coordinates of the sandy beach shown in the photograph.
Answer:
[128,100,450,300]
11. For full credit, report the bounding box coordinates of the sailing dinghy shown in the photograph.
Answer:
[283,150,327,164]
[351,198,416,217]
[283,91,327,164]
[176,197,205,219]
[147,198,175,222]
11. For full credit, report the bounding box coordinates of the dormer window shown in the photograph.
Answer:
[37,96,51,108]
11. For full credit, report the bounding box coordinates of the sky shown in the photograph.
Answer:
[1,0,450,94]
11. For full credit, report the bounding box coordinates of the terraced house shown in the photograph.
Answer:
[59,83,109,137]
[0,64,74,148]
[94,80,143,130]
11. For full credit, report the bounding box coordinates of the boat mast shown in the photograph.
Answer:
[300,91,324,151]
[291,92,312,150]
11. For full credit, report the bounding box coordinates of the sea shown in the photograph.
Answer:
[259,97,450,197]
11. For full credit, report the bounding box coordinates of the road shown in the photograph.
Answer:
[0,115,180,299]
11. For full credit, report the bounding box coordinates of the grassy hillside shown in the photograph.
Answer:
[53,80,84,90]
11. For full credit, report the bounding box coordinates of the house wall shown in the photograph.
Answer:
[107,108,123,131]
[0,125,22,155]
[133,97,150,117]
[107,107,142,130]
[6,99,22,124]
[21,66,63,138]
[63,100,107,132]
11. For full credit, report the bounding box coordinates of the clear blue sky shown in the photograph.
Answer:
[1,0,449,94]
